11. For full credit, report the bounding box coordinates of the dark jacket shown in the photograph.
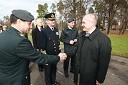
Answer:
[40,26,61,55]
[76,28,111,85]
[60,27,78,56]
[0,27,60,85]
[32,26,43,50]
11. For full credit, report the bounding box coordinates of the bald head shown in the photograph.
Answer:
[82,14,97,32]
[84,14,97,25]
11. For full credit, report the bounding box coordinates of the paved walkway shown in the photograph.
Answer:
[30,55,128,85]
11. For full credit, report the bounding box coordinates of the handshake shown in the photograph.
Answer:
[58,53,67,62]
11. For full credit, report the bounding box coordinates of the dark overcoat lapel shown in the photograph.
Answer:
[47,27,59,41]
[32,26,42,49]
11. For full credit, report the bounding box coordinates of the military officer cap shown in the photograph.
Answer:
[67,18,74,23]
[44,13,55,20]
[12,9,34,22]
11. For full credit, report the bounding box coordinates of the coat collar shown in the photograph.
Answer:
[65,27,76,31]
[79,28,99,41]
[10,26,25,37]
[46,25,56,31]
[88,28,98,40]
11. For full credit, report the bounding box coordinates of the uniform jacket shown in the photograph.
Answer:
[40,26,61,55]
[76,28,111,85]
[0,27,60,85]
[60,27,78,56]
[32,26,43,50]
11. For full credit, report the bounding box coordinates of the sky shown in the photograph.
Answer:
[0,0,59,20]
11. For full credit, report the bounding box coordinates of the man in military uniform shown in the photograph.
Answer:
[0,10,67,85]
[60,18,78,78]
[40,13,61,85]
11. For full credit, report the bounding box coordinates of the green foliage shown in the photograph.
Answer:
[2,15,10,26]
[57,0,64,14]
[36,3,48,19]
[89,7,94,13]
[110,35,128,58]
[51,3,56,13]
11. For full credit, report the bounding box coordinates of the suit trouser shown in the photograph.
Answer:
[64,54,76,73]
[37,49,44,70]
[44,63,57,85]
[74,67,79,84]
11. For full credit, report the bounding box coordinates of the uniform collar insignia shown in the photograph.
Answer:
[51,14,54,18]
[19,33,24,36]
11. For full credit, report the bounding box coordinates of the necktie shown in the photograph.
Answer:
[51,28,54,31]
[85,32,90,37]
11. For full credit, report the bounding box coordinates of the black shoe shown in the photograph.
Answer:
[70,69,74,73]
[52,81,60,85]
[64,72,69,78]
[38,67,43,72]
[73,81,78,85]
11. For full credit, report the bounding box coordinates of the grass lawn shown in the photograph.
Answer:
[28,32,128,58]
[109,35,128,58]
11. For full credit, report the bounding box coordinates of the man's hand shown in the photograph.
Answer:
[96,80,100,85]
[58,53,67,62]
[74,39,77,42]
[70,40,74,44]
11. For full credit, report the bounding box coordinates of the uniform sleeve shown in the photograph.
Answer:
[96,36,112,83]
[60,29,71,44]
[16,38,60,64]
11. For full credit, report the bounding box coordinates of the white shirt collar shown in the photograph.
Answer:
[68,26,72,29]
[37,26,42,31]
[0,30,3,33]
[87,27,96,34]
[49,27,54,31]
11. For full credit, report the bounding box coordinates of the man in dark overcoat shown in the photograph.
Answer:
[75,14,112,85]
[32,18,44,71]
[0,9,67,85]
[40,13,61,85]
[60,18,78,78]
[32,18,43,50]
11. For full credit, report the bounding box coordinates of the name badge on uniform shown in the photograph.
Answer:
[56,32,59,35]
